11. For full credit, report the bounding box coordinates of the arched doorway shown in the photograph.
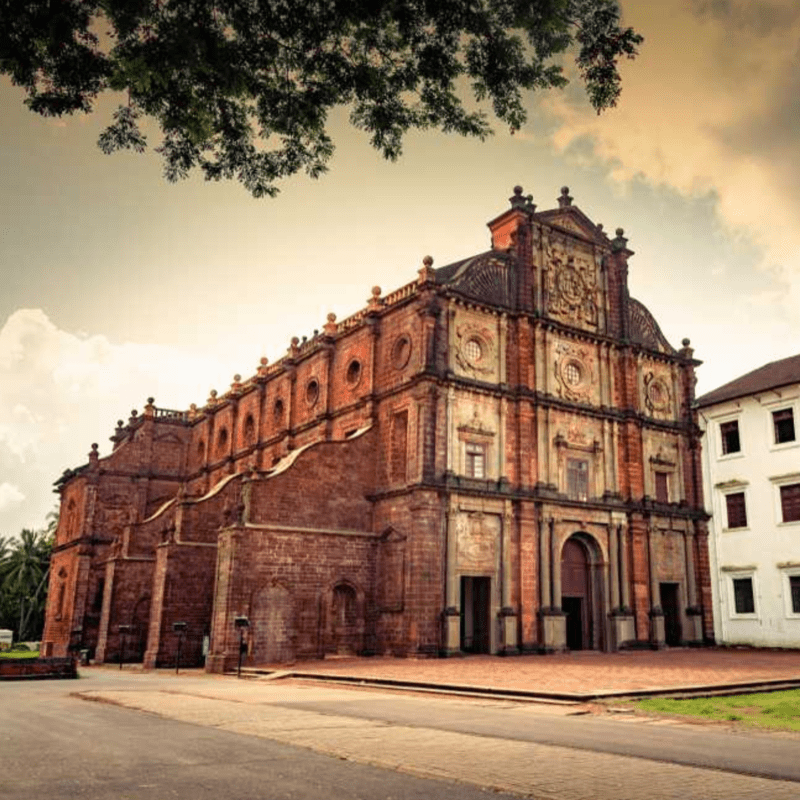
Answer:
[561,534,604,650]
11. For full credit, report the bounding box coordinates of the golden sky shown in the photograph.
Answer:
[1,0,799,533]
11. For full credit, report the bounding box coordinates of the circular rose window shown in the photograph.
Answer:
[465,338,483,364]
[564,361,582,387]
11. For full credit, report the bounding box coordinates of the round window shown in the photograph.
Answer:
[392,335,412,369]
[465,338,483,363]
[306,379,319,407]
[346,359,362,386]
[564,361,582,387]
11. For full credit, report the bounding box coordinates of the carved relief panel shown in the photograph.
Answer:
[553,339,599,406]
[542,232,600,331]
[456,511,500,572]
[450,308,501,383]
[642,366,674,420]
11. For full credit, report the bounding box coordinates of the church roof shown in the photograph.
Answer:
[435,249,517,309]
[696,353,800,408]
[627,297,676,355]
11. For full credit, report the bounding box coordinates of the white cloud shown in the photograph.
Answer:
[0,309,229,534]
[0,482,25,512]
[542,0,800,314]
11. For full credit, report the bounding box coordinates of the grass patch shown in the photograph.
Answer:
[0,650,40,659]
[636,690,800,732]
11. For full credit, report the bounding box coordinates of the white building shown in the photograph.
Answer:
[697,354,800,647]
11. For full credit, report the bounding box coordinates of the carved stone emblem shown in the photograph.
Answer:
[455,323,495,376]
[554,342,593,402]
[644,372,671,413]
[544,233,598,329]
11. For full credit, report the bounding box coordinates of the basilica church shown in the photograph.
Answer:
[42,186,712,670]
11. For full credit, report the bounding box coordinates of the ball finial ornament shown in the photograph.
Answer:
[423,255,433,267]
[327,312,337,323]
[682,338,691,347]
[616,227,624,237]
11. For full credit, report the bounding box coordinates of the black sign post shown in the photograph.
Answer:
[234,616,249,678]
[172,621,187,674]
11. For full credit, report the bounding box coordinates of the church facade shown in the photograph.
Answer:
[42,187,712,670]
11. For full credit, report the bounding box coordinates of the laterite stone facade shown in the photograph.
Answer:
[42,187,711,670]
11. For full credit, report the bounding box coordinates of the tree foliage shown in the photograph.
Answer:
[0,0,642,196]
[0,528,53,642]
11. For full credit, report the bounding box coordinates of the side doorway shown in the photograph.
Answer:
[460,576,490,654]
[660,583,682,646]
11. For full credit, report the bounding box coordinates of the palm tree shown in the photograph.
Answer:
[2,529,52,641]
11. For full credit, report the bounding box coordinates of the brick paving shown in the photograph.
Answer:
[267,647,800,694]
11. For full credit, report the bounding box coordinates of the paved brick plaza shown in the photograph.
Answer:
[274,648,800,694]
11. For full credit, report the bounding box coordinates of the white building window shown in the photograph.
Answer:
[773,407,796,445]
[725,491,748,529]
[719,419,741,456]
[770,474,800,525]
[726,570,758,618]
[781,569,800,618]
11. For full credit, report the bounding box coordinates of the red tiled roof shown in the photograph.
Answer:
[696,353,800,408]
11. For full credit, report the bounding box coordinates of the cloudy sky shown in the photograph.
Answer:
[2,0,799,537]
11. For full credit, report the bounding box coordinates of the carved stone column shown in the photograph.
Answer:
[648,522,666,648]
[442,496,461,656]
[684,523,703,645]
[499,502,518,655]
[538,516,566,652]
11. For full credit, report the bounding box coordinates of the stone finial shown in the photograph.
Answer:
[129,409,138,425]
[525,194,536,212]
[324,312,338,337]
[207,389,218,406]
[558,186,573,208]
[144,397,155,417]
[231,373,242,392]
[368,285,382,309]
[188,403,198,420]
[509,185,527,209]
[289,336,300,357]
[257,356,269,377]
[89,442,99,465]
[611,227,628,252]
[418,255,435,284]
[680,338,694,359]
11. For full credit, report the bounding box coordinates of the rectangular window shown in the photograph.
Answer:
[655,472,669,503]
[567,458,589,501]
[465,443,485,478]
[733,577,755,614]
[720,420,741,455]
[773,408,796,444]
[725,492,748,529]
[790,576,800,615]
[780,483,800,523]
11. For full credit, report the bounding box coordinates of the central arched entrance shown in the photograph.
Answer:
[561,534,604,651]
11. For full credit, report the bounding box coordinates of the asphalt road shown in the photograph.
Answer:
[0,672,518,800]
[4,669,800,800]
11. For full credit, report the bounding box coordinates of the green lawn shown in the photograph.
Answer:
[0,650,40,659]
[635,689,800,732]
